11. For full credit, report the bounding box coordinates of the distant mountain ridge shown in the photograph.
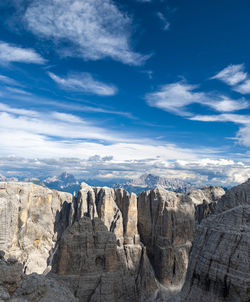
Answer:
[0,171,196,194]
[118,173,195,194]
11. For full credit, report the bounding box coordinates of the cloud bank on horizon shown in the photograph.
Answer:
[0,0,249,186]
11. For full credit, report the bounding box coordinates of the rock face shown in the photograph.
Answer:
[186,186,225,223]
[0,182,73,274]
[51,183,158,301]
[0,255,78,302]
[138,188,195,288]
[51,216,157,302]
[137,186,225,289]
[179,179,250,302]
[0,180,230,302]
[74,183,139,245]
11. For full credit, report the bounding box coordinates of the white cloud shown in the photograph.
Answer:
[0,102,39,116]
[0,111,118,142]
[48,72,117,96]
[157,12,170,31]
[0,102,224,162]
[234,79,250,94]
[0,75,20,86]
[1,104,249,187]
[0,41,45,64]
[24,0,148,65]
[0,155,250,188]
[190,113,250,124]
[5,87,31,95]
[237,126,250,147]
[211,64,247,86]
[145,82,248,116]
[190,113,250,147]
[211,64,250,95]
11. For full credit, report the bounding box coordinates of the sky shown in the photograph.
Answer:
[0,0,250,186]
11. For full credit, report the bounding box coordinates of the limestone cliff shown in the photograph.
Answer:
[0,180,228,302]
[51,217,157,301]
[178,179,250,302]
[137,186,225,289]
[0,182,73,274]
[74,183,139,245]
[0,252,77,302]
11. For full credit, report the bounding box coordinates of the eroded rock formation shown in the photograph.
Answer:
[0,252,77,302]
[74,183,139,245]
[0,180,231,302]
[137,186,225,289]
[0,182,73,274]
[51,217,157,301]
[179,179,250,302]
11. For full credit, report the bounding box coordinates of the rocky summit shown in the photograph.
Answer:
[0,179,250,301]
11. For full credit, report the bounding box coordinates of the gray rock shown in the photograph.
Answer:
[0,182,73,274]
[137,186,225,291]
[51,216,158,302]
[179,179,250,302]
[0,251,5,260]
[74,183,139,245]
[0,257,77,302]
[0,286,10,300]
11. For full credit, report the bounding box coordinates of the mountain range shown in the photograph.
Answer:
[1,172,196,194]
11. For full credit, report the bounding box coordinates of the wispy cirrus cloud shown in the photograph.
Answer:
[0,41,46,65]
[5,87,31,95]
[190,113,250,124]
[145,82,248,116]
[48,72,117,96]
[0,102,223,161]
[212,64,250,94]
[23,0,148,65]
[211,64,247,86]
[136,0,152,3]
[146,79,250,147]
[0,74,21,86]
[190,113,250,147]
[157,12,170,31]
[234,79,250,94]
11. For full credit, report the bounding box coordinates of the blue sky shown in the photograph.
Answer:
[0,0,250,185]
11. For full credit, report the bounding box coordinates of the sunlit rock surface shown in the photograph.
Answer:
[0,182,73,274]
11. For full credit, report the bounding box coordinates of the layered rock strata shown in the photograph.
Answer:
[0,253,77,302]
[179,179,250,302]
[0,180,228,302]
[0,182,73,274]
[137,186,225,288]
[74,183,139,245]
[51,217,157,301]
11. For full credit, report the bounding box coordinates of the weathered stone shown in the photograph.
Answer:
[137,186,225,291]
[185,186,225,206]
[51,216,158,302]
[0,180,230,302]
[74,183,139,244]
[0,182,73,274]
[138,188,194,288]
[186,186,225,224]
[0,251,5,260]
[0,257,77,302]
[12,274,78,302]
[179,179,250,302]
